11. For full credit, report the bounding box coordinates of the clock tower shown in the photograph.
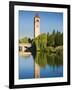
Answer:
[34,14,40,38]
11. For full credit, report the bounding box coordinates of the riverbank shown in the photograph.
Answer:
[46,46,63,52]
[35,46,63,57]
[19,51,31,57]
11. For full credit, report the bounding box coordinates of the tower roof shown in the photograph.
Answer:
[35,13,40,18]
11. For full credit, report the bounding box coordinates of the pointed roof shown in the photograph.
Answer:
[35,12,40,18]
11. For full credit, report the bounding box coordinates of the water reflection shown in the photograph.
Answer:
[35,51,63,67]
[19,51,63,79]
[34,51,63,78]
[35,63,40,78]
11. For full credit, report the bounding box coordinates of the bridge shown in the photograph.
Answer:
[19,43,32,52]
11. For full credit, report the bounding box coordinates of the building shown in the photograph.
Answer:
[34,14,40,38]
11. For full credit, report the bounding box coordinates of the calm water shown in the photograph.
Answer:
[19,52,63,79]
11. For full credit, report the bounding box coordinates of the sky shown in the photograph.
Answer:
[19,11,63,39]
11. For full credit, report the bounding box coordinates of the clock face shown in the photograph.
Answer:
[35,18,39,27]
[36,19,39,22]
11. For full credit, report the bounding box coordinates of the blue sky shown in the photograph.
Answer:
[19,11,63,39]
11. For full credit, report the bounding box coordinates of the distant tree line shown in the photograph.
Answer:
[19,37,32,43]
[47,30,63,47]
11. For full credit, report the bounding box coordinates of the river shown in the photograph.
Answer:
[19,51,63,79]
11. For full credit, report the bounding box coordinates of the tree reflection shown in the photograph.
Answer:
[33,51,63,78]
[33,51,63,68]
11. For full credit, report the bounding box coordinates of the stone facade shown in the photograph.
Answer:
[34,15,40,38]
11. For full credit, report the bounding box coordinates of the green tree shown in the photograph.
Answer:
[55,31,63,46]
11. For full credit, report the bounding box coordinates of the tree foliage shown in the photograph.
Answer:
[33,30,63,50]
[47,30,63,47]
[19,37,32,43]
